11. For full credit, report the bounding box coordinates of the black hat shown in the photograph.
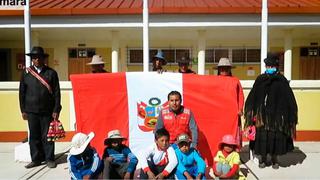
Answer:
[26,46,49,57]
[264,52,279,66]
[177,56,191,65]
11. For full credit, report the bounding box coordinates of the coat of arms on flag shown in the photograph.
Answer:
[137,97,168,132]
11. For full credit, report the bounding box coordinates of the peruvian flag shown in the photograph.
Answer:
[70,72,239,166]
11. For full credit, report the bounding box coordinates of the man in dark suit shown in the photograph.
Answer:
[19,46,62,169]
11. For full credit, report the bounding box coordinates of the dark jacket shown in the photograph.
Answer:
[19,66,62,114]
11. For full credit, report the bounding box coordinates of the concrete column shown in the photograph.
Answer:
[111,31,119,72]
[284,29,293,80]
[120,46,127,72]
[260,0,268,74]
[142,0,149,72]
[24,0,31,67]
[197,30,206,75]
[31,31,39,47]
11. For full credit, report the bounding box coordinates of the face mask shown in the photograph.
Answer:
[265,67,277,74]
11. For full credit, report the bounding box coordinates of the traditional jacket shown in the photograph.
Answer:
[19,65,61,114]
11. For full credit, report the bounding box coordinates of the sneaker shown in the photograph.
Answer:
[25,161,41,169]
[259,162,266,168]
[272,163,279,169]
[46,161,57,168]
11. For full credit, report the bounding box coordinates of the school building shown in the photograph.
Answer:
[0,0,320,141]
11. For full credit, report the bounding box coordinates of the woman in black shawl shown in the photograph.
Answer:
[244,53,298,169]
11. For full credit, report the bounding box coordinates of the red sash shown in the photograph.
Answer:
[27,67,53,94]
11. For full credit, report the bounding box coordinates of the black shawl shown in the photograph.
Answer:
[244,72,298,137]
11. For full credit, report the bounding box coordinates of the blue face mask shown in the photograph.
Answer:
[265,67,277,75]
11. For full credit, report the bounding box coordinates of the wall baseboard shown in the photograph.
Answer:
[0,131,319,142]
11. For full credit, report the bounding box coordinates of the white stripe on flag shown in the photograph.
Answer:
[126,72,182,166]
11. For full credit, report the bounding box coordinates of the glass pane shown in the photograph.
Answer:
[87,48,96,58]
[247,49,260,62]
[176,49,190,63]
[68,48,77,58]
[215,49,228,62]
[78,49,87,58]
[205,49,214,63]
[232,49,245,63]
[149,49,158,62]
[162,49,175,63]
[129,49,143,63]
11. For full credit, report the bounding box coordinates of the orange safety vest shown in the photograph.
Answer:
[161,107,191,143]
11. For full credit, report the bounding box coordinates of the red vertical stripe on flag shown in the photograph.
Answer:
[70,73,129,156]
[183,74,239,165]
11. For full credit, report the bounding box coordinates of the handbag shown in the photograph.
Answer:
[47,119,65,142]
[243,125,256,141]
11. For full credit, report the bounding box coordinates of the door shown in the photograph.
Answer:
[68,48,96,79]
[0,49,10,81]
[300,47,320,80]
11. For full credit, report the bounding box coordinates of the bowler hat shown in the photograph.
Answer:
[177,56,191,65]
[264,53,279,66]
[26,46,49,57]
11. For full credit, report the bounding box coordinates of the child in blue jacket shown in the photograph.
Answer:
[175,133,206,179]
[102,129,138,179]
[67,132,103,180]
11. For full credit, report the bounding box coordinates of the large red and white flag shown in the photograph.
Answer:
[70,72,239,165]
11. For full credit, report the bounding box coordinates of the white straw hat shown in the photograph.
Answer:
[70,132,95,155]
[87,55,105,65]
[104,129,126,144]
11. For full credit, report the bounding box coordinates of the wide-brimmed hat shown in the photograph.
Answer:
[177,56,191,65]
[152,50,167,65]
[26,46,49,57]
[176,133,191,144]
[70,132,95,155]
[87,55,105,65]
[215,57,234,69]
[264,53,279,66]
[104,129,126,144]
[218,134,238,150]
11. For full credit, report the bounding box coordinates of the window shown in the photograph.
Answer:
[128,48,191,64]
[232,49,245,63]
[205,48,260,64]
[215,49,229,63]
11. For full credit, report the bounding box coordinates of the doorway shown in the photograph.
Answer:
[68,48,95,79]
[0,49,11,81]
[300,47,320,80]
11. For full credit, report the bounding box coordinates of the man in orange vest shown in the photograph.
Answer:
[155,91,198,148]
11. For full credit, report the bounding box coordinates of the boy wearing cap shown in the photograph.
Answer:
[102,129,138,179]
[67,132,103,180]
[177,56,195,74]
[174,133,206,180]
[140,128,177,179]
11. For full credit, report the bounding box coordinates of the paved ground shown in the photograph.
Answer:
[0,142,319,180]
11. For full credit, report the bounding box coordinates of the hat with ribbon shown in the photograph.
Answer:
[26,46,49,57]
[104,129,127,144]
